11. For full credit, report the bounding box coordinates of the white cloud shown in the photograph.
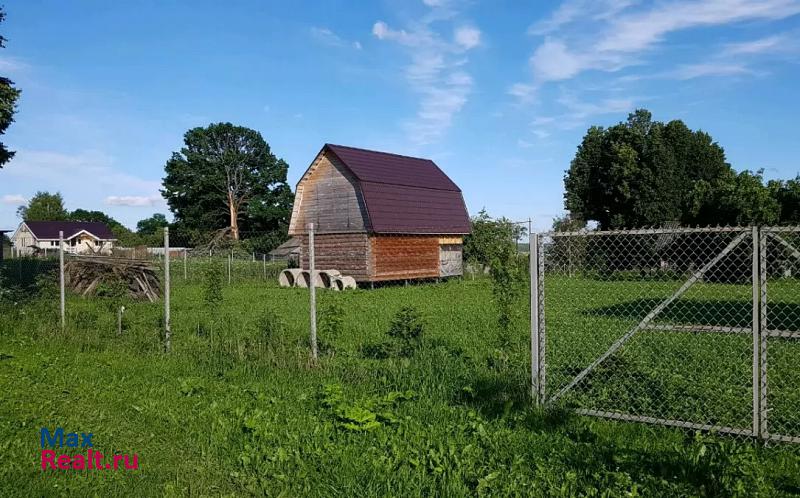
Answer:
[105,195,162,207]
[518,0,800,87]
[1,194,26,205]
[671,62,754,79]
[2,149,163,223]
[508,83,537,103]
[372,9,481,144]
[0,56,30,75]
[310,27,362,50]
[454,26,481,50]
[724,35,785,55]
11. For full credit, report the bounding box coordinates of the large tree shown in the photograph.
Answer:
[161,123,293,242]
[17,191,68,221]
[136,213,169,235]
[0,8,20,168]
[564,109,733,229]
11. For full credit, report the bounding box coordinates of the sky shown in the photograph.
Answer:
[0,0,799,232]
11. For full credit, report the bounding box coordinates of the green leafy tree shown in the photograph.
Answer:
[463,209,527,270]
[161,123,293,244]
[0,8,20,168]
[769,176,800,224]
[564,109,732,229]
[136,213,169,235]
[17,191,68,221]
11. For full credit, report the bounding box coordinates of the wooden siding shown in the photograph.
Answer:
[299,233,371,281]
[369,235,440,281]
[289,150,370,235]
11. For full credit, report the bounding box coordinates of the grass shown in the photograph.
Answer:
[1,263,800,496]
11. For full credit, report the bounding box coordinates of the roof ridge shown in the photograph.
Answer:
[325,143,434,163]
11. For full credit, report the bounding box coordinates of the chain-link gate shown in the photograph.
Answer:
[760,227,800,443]
[532,226,800,442]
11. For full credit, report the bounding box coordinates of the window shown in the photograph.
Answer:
[51,241,57,247]
[95,240,100,246]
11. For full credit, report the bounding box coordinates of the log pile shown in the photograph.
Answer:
[64,256,162,302]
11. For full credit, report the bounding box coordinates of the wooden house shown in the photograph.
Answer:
[288,144,470,283]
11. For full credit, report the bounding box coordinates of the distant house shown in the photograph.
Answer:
[288,144,470,283]
[11,221,117,255]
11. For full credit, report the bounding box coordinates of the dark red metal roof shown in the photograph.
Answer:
[23,221,116,240]
[325,144,461,191]
[323,144,470,234]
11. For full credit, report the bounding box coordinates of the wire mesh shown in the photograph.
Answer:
[761,227,800,443]
[538,227,761,437]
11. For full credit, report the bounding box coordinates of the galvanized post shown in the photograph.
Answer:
[164,227,171,352]
[262,254,266,280]
[183,248,187,280]
[59,230,65,332]
[759,228,769,439]
[227,253,232,285]
[530,228,540,404]
[309,223,318,360]
[751,226,760,436]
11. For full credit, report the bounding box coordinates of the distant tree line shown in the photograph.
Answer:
[564,109,800,230]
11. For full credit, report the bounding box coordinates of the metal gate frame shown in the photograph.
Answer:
[531,226,800,443]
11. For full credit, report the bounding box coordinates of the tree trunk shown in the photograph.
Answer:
[228,191,240,240]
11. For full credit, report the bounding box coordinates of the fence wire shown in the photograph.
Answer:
[536,226,800,441]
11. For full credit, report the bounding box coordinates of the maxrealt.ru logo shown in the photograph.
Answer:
[40,428,138,471]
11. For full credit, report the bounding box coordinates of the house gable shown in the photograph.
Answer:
[288,149,371,235]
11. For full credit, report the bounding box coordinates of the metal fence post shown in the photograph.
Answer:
[59,230,65,332]
[531,230,541,404]
[262,254,266,280]
[759,227,769,439]
[751,226,760,437]
[164,227,171,352]
[183,248,187,280]
[228,253,232,285]
[308,223,318,360]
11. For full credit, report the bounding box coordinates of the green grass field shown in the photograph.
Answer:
[1,265,800,496]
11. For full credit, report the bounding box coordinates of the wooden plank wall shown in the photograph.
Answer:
[299,233,371,281]
[370,235,440,281]
[289,151,370,235]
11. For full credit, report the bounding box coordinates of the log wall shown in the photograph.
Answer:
[369,235,440,281]
[299,233,371,281]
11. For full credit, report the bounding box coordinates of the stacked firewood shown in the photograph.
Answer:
[64,256,162,302]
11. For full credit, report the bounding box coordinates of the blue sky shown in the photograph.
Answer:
[1,0,799,231]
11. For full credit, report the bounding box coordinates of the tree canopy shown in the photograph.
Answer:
[564,109,797,229]
[17,191,68,221]
[136,213,169,235]
[0,8,19,168]
[161,123,293,249]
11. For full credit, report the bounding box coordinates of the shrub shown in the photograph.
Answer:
[387,306,424,354]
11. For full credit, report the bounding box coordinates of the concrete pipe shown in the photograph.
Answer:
[296,271,310,288]
[334,276,357,290]
[278,269,302,287]
[318,270,341,289]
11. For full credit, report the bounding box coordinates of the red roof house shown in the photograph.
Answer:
[288,144,470,282]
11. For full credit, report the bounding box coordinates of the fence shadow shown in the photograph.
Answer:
[585,299,800,331]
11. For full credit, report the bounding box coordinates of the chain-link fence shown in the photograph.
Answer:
[533,226,800,442]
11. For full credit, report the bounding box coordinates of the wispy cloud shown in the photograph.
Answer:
[372,3,481,145]
[2,149,163,220]
[105,195,163,207]
[517,0,800,88]
[0,56,30,75]
[671,62,755,79]
[1,194,26,205]
[310,26,362,50]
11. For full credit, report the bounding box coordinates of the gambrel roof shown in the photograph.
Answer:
[304,144,470,234]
